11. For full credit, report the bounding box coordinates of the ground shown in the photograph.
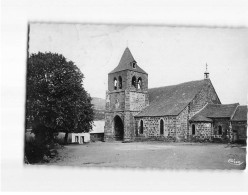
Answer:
[46,142,246,170]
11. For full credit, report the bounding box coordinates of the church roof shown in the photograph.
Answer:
[190,103,239,121]
[189,115,213,122]
[231,105,247,121]
[109,47,148,74]
[136,79,208,117]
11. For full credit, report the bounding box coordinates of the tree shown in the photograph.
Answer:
[26,52,94,145]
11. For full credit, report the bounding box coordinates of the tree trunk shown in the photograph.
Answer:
[64,132,68,145]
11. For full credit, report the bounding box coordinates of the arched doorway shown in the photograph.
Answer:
[113,115,124,141]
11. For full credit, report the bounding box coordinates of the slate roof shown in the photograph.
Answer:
[190,103,239,122]
[231,105,247,121]
[189,115,213,122]
[136,79,207,117]
[109,47,147,74]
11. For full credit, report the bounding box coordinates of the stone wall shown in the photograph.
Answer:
[104,111,124,141]
[106,70,223,142]
[135,116,176,139]
[188,79,221,120]
[108,71,127,91]
[189,122,212,141]
[189,118,233,142]
[212,118,231,141]
[231,121,247,142]
[127,71,148,91]
[133,80,221,142]
[108,70,148,92]
[176,106,189,140]
[177,79,221,141]
[129,91,148,111]
[106,91,125,111]
[90,133,104,142]
[105,69,149,141]
[123,111,138,141]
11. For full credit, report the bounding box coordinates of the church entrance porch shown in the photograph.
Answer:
[113,115,124,141]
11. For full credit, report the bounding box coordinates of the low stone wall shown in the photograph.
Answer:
[90,133,104,142]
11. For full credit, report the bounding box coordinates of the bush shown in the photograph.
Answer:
[25,127,58,164]
[25,141,47,164]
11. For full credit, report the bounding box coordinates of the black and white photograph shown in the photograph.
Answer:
[1,0,248,192]
[25,23,247,169]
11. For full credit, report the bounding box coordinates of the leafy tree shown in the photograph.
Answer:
[26,52,94,145]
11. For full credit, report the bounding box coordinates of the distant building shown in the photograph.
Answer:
[104,47,247,143]
[55,132,90,144]
[90,120,105,141]
[69,133,90,144]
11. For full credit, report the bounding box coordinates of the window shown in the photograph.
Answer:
[192,124,196,135]
[218,126,222,135]
[137,77,142,89]
[131,61,136,69]
[132,76,136,88]
[140,120,143,134]
[114,77,117,90]
[118,76,122,89]
[160,119,164,135]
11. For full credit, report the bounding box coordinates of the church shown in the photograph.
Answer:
[104,48,247,143]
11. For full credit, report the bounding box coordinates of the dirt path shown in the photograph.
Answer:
[46,142,246,170]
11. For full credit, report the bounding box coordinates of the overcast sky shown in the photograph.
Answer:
[29,23,248,105]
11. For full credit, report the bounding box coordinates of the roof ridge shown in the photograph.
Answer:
[230,103,240,120]
[189,102,209,120]
[207,103,239,106]
[189,114,213,122]
[231,105,247,121]
[148,79,205,90]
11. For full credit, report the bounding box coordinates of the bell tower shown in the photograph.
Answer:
[104,47,149,141]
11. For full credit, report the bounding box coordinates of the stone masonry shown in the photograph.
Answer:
[104,48,149,141]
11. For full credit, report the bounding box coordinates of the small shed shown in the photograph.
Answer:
[68,133,90,144]
[55,132,90,144]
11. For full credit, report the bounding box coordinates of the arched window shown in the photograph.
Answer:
[160,119,164,135]
[218,126,222,135]
[137,77,142,89]
[113,77,117,90]
[132,76,136,88]
[192,124,196,135]
[131,61,136,69]
[140,120,143,134]
[118,76,122,89]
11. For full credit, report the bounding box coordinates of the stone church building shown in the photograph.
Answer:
[104,48,247,143]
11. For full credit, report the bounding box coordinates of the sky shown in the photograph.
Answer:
[29,23,248,105]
